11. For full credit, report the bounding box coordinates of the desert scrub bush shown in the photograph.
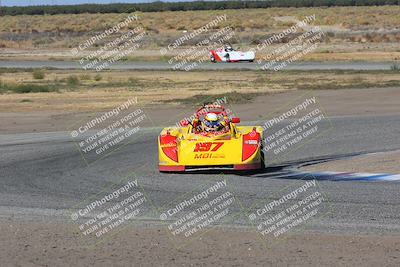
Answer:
[0,79,4,93]
[127,77,143,90]
[66,75,79,86]
[128,77,140,84]
[163,91,261,105]
[0,82,55,93]
[13,84,56,93]
[32,69,45,79]
[94,74,103,81]
[79,73,91,80]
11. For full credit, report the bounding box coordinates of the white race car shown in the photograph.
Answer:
[209,45,255,63]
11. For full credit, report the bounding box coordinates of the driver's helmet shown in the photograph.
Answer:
[225,45,233,52]
[203,113,220,131]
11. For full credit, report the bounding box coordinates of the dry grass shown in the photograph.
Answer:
[1,6,399,34]
[0,68,399,112]
[0,6,399,51]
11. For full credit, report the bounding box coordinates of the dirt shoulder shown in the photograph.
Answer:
[1,220,399,267]
[1,87,400,134]
[302,150,400,174]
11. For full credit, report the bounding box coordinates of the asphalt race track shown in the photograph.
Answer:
[1,114,400,235]
[0,60,395,70]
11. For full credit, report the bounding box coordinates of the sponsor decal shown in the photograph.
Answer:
[193,142,225,159]
[193,142,224,152]
[194,153,225,159]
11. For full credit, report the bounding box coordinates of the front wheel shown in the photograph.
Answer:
[210,56,216,63]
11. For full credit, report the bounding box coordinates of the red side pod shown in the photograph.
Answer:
[242,128,260,161]
[210,50,222,62]
[160,134,178,162]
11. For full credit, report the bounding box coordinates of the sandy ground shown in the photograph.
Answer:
[1,87,400,134]
[1,220,399,267]
[2,86,400,173]
[1,86,399,266]
[302,150,400,173]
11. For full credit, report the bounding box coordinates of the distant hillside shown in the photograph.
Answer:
[0,0,399,16]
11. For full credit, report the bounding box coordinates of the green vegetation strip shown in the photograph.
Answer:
[0,0,398,16]
[163,91,263,105]
[0,83,56,94]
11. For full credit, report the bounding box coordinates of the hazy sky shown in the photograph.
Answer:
[1,0,192,6]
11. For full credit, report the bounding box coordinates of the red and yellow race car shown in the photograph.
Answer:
[158,104,264,172]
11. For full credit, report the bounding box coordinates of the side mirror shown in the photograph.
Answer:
[179,120,189,127]
[231,117,240,123]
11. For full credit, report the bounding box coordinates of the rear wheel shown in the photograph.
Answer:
[260,143,266,169]
[210,56,216,63]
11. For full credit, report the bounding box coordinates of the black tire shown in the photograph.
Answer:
[260,143,266,169]
[210,56,216,63]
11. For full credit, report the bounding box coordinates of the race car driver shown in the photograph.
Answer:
[201,113,228,132]
[224,45,234,52]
